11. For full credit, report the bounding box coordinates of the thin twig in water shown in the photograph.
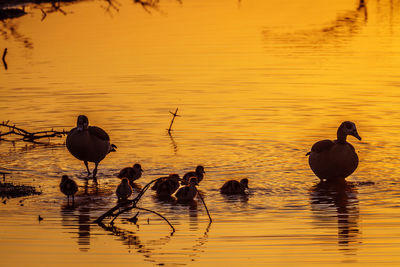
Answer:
[40,9,47,21]
[2,48,7,70]
[94,177,164,224]
[196,188,212,223]
[168,108,180,134]
[136,206,175,233]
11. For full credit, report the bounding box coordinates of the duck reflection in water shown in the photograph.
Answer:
[61,178,115,252]
[310,181,360,252]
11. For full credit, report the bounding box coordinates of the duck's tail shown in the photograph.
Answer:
[110,144,117,152]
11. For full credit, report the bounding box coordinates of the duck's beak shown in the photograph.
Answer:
[352,130,362,141]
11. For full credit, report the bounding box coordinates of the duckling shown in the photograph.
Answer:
[151,174,179,190]
[66,115,116,179]
[116,178,133,201]
[175,177,198,202]
[182,165,205,185]
[306,121,362,182]
[60,175,78,203]
[153,174,180,199]
[220,178,249,195]
[117,163,143,182]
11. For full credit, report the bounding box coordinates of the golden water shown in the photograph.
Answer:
[1,0,400,265]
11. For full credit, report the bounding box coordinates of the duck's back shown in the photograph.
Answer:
[220,180,244,194]
[176,186,196,201]
[309,140,358,181]
[116,183,132,199]
[60,179,78,196]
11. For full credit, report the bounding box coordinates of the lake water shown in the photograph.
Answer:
[1,0,400,265]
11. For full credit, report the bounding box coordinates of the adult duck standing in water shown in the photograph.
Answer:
[66,115,116,179]
[306,121,362,183]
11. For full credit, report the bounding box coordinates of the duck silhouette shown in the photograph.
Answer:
[307,121,361,182]
[66,115,116,179]
[220,178,248,195]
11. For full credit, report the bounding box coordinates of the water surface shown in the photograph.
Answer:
[1,0,400,265]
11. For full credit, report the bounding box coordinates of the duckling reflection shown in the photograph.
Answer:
[189,201,199,232]
[61,180,115,252]
[60,203,91,252]
[310,181,360,252]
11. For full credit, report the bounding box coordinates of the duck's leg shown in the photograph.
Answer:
[93,162,99,179]
[84,161,91,176]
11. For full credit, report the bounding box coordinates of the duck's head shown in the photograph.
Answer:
[121,178,129,184]
[61,175,69,182]
[240,178,249,188]
[189,177,199,186]
[196,165,205,174]
[133,163,143,173]
[76,115,89,131]
[338,121,362,141]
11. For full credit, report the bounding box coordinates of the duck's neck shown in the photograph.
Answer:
[337,127,347,144]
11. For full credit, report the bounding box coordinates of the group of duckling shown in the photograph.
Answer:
[60,163,248,204]
[61,115,363,203]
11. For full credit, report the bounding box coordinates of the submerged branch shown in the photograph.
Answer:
[2,47,7,70]
[0,121,69,142]
[196,188,212,223]
[94,177,163,224]
[94,177,175,233]
[136,206,175,233]
[167,107,180,134]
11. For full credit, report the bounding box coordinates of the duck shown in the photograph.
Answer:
[152,174,180,199]
[117,163,143,182]
[66,115,116,179]
[182,165,205,185]
[220,178,249,195]
[175,177,198,202]
[306,121,362,182]
[60,175,78,203]
[116,178,133,201]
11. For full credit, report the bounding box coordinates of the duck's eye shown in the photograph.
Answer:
[345,122,353,129]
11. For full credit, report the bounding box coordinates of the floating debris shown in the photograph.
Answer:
[0,181,41,198]
[0,8,26,20]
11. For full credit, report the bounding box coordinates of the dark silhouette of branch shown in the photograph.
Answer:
[0,121,68,142]
[168,107,180,134]
[136,206,175,233]
[94,177,176,233]
[133,0,161,14]
[94,177,163,224]
[2,47,7,70]
[195,188,212,223]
